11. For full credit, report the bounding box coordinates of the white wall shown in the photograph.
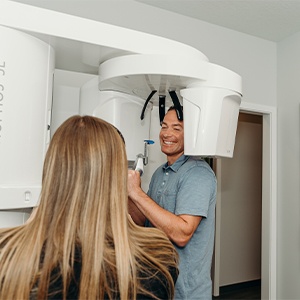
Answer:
[277,32,300,299]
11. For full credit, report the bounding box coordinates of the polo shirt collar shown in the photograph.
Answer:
[163,155,189,172]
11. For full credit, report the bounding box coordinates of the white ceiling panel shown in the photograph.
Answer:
[136,0,300,41]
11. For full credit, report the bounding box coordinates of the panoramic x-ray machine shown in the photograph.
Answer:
[0,1,242,227]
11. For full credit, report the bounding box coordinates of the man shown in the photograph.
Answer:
[128,106,217,299]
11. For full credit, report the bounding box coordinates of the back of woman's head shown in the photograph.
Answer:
[40,115,128,238]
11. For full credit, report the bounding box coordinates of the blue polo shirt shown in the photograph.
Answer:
[146,155,217,300]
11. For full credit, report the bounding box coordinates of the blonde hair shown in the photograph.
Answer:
[0,115,178,300]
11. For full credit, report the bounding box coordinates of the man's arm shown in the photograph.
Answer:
[128,197,146,226]
[128,170,202,247]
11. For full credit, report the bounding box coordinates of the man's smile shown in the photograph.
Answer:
[163,140,176,145]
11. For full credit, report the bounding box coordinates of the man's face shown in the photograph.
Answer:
[159,109,184,163]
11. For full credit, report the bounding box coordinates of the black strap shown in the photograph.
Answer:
[159,95,166,125]
[140,90,157,120]
[168,90,183,121]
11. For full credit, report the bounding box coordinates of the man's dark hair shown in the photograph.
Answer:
[167,105,183,112]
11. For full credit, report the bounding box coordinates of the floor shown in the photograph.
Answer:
[212,280,261,300]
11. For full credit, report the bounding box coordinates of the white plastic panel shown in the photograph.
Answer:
[98,54,242,104]
[80,77,151,161]
[0,210,31,228]
[0,26,55,209]
[181,87,241,158]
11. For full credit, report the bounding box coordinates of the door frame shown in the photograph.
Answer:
[213,101,277,300]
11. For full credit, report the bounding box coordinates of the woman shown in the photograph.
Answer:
[0,115,178,300]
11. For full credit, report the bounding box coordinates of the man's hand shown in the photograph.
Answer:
[127,169,146,225]
[127,169,142,198]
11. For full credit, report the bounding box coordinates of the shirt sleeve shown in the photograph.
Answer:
[175,164,216,218]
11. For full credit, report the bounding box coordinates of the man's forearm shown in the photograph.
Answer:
[128,197,146,226]
[130,188,190,246]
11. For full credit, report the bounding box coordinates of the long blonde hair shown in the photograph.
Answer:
[0,115,178,299]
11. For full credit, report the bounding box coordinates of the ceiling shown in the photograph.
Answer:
[136,0,300,42]
[12,0,300,42]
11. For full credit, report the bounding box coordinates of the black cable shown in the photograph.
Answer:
[168,90,183,121]
[159,95,166,125]
[140,90,157,120]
